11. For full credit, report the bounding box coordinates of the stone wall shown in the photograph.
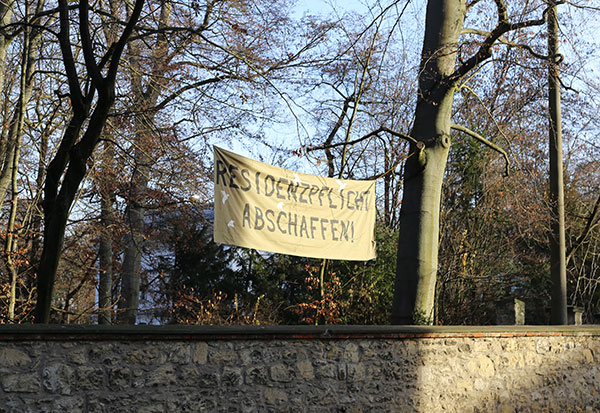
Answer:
[1,325,599,412]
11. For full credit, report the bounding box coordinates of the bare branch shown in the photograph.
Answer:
[450,5,555,85]
[451,123,510,176]
[106,0,144,84]
[308,126,418,153]
[79,0,103,87]
[563,0,600,11]
[461,28,553,60]
[458,83,511,146]
[323,95,354,177]
[567,193,600,264]
[466,0,484,10]
[494,0,508,23]
[57,0,84,113]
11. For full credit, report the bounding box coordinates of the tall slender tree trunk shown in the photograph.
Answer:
[0,0,21,206]
[6,0,43,320]
[6,140,20,321]
[0,0,15,98]
[98,143,115,325]
[548,2,567,324]
[392,0,465,324]
[118,0,171,324]
[118,140,150,324]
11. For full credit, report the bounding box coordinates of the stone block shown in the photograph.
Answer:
[2,373,40,393]
[343,343,359,363]
[52,396,85,413]
[146,364,177,387]
[264,388,288,405]
[222,367,243,387]
[42,362,75,395]
[168,343,191,364]
[192,342,208,364]
[208,347,237,365]
[196,371,220,388]
[296,360,314,380]
[270,363,295,382]
[496,298,525,325]
[0,348,31,368]
[314,360,337,379]
[66,347,88,365]
[164,393,217,412]
[108,366,131,390]
[347,363,365,381]
[89,344,121,366]
[127,347,167,365]
[76,366,104,391]
[245,366,268,385]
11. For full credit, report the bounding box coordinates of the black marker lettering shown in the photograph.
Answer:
[265,209,275,232]
[347,190,355,210]
[242,204,251,228]
[255,172,261,195]
[327,188,337,209]
[287,182,298,202]
[308,185,319,204]
[320,218,328,240]
[310,217,318,239]
[264,175,275,197]
[330,219,339,241]
[299,216,309,238]
[277,212,287,234]
[228,164,239,189]
[240,169,251,191]
[216,160,227,186]
[254,207,265,230]
[288,213,298,236]
[276,178,288,200]
[299,183,310,204]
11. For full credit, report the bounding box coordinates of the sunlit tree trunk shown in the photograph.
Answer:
[6,0,44,320]
[0,0,14,101]
[548,2,567,325]
[392,1,465,324]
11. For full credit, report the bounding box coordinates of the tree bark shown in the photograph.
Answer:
[0,0,15,99]
[34,0,144,323]
[118,0,171,324]
[35,101,112,323]
[392,0,465,324]
[548,2,567,325]
[98,143,115,325]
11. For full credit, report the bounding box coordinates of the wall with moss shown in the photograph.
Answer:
[0,325,599,412]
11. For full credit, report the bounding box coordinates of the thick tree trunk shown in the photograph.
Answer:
[35,104,112,323]
[392,0,465,324]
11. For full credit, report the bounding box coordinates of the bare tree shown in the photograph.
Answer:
[34,0,144,323]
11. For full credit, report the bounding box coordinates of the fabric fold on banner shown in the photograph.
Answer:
[213,146,376,261]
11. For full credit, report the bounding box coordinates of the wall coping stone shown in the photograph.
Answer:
[1,324,600,341]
